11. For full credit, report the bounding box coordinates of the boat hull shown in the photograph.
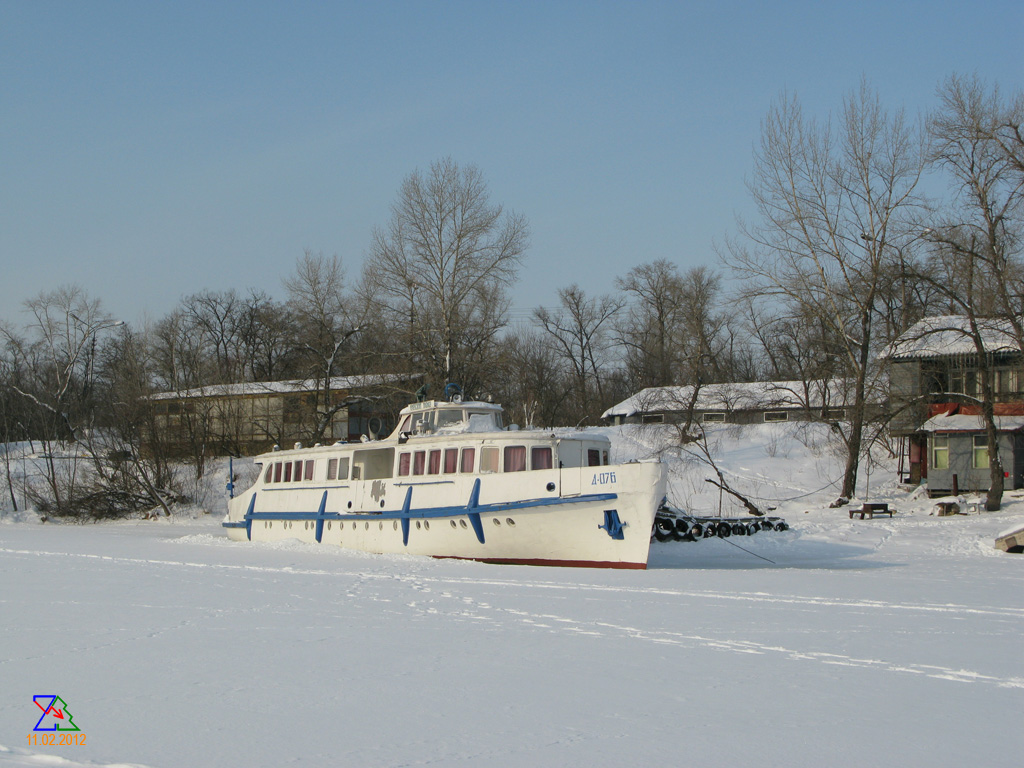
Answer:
[225,461,665,569]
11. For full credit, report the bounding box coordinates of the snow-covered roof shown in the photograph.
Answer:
[150,373,413,401]
[602,380,856,419]
[884,315,1020,360]
[919,412,1024,433]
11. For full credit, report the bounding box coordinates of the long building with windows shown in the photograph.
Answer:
[602,379,858,427]
[148,374,418,457]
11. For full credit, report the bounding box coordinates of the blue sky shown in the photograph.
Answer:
[1,1,1022,328]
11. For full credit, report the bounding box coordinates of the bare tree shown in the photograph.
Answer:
[534,285,624,424]
[0,346,27,510]
[181,290,244,383]
[615,260,687,388]
[727,81,925,500]
[918,75,1024,510]
[235,290,295,382]
[0,287,124,515]
[284,251,365,444]
[492,328,571,428]
[84,323,176,517]
[365,157,529,387]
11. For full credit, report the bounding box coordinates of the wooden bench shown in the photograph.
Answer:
[849,502,894,519]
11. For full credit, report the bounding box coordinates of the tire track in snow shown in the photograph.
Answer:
[401,591,1024,691]
[6,546,1023,689]
[4,546,1024,621]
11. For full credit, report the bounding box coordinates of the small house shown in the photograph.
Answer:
[885,315,1024,493]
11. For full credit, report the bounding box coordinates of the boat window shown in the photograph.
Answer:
[468,413,497,431]
[436,410,464,427]
[504,446,527,472]
[413,451,426,476]
[532,446,553,470]
[398,415,411,433]
[294,460,303,482]
[283,462,293,482]
[304,460,314,481]
[587,449,601,467]
[444,448,458,474]
[398,453,411,476]
[264,464,274,483]
[428,450,441,475]
[480,446,499,473]
[327,458,338,480]
[602,451,609,466]
[337,457,349,480]
[352,448,395,480]
[274,462,283,482]
[460,447,476,473]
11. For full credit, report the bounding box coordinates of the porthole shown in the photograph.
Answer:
[450,520,457,529]
[460,519,468,529]
[492,518,501,526]
[304,521,308,530]
[506,518,515,527]
[347,501,352,509]
[415,521,421,530]
[352,522,357,530]
[424,521,430,530]
[380,500,386,508]
[379,522,383,530]
[393,521,398,530]
[365,522,369,530]
[327,521,331,530]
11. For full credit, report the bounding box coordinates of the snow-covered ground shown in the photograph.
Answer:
[2,424,1023,767]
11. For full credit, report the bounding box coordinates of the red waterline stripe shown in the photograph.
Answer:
[434,555,646,570]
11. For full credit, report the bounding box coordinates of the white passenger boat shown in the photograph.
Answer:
[224,395,666,568]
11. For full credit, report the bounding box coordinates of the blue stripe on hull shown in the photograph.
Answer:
[225,491,618,525]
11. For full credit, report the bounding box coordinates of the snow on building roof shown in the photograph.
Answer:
[601,380,856,419]
[884,315,1020,360]
[150,373,413,401]
[919,412,1024,433]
